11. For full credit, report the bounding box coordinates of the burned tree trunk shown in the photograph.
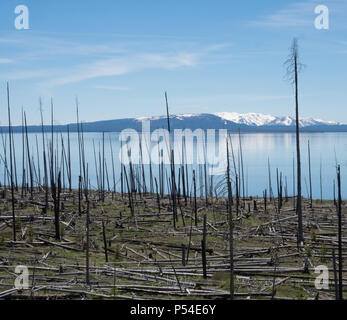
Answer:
[7,83,16,241]
[226,139,234,299]
[308,140,312,209]
[165,92,178,229]
[337,165,343,300]
[286,38,304,247]
[102,220,108,263]
[201,214,207,279]
[52,172,61,240]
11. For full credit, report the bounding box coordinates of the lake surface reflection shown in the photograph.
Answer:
[1,132,346,200]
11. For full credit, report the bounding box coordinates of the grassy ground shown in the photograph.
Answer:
[0,188,345,300]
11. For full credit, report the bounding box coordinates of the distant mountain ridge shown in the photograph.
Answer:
[213,112,340,127]
[1,112,346,133]
[137,112,341,128]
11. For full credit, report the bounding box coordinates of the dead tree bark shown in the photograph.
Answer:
[332,248,339,300]
[52,172,61,240]
[285,38,304,247]
[201,214,207,279]
[226,139,234,299]
[337,165,343,300]
[165,92,177,228]
[85,187,90,286]
[193,170,197,227]
[307,140,312,208]
[6,83,16,241]
[102,220,108,263]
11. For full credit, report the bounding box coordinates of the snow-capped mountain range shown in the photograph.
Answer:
[213,112,340,127]
[136,112,341,128]
[3,112,345,133]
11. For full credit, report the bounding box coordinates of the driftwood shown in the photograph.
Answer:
[36,237,82,252]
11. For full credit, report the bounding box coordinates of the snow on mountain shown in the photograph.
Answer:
[214,112,340,127]
[215,112,276,126]
[136,113,200,122]
[1,112,344,134]
[135,112,340,128]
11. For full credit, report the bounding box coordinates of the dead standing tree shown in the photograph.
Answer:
[6,83,16,241]
[285,38,304,248]
[308,140,313,208]
[165,92,178,229]
[226,138,234,299]
[337,165,343,300]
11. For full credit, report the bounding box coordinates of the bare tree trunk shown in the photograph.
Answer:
[201,214,207,279]
[337,165,343,300]
[295,50,303,246]
[102,220,108,263]
[287,38,304,247]
[165,92,177,229]
[332,248,339,300]
[320,157,323,203]
[193,170,197,227]
[308,140,312,208]
[85,190,90,286]
[226,139,234,299]
[7,83,16,241]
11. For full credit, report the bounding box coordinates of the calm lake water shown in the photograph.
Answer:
[1,131,347,200]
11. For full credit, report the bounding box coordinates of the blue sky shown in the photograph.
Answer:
[0,0,346,125]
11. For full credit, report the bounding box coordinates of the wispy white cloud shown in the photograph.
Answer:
[250,1,316,27]
[40,52,199,87]
[95,85,130,91]
[24,38,127,57]
[171,93,293,105]
[250,0,347,28]
[1,69,53,80]
[0,58,13,64]
[0,36,128,64]
[0,34,228,89]
[0,37,24,44]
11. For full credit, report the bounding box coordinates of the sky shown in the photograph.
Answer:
[0,0,346,125]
